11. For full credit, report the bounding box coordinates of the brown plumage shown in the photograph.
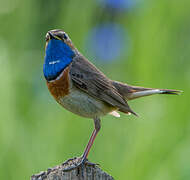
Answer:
[47,66,70,101]
[70,55,137,116]
[112,81,181,100]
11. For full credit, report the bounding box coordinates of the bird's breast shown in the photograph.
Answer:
[46,65,116,118]
[46,66,71,100]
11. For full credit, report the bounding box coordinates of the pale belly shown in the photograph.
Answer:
[58,88,116,118]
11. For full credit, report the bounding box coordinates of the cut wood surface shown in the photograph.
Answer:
[31,157,114,180]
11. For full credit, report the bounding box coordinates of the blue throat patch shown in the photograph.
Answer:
[43,39,75,81]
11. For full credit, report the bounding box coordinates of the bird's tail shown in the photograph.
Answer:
[112,81,182,101]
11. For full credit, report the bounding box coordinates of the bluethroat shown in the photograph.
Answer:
[43,29,181,170]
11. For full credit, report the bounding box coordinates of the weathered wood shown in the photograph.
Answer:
[31,157,114,180]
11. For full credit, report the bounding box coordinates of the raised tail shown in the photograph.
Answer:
[112,81,182,101]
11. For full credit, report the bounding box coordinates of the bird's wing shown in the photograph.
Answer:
[69,55,137,115]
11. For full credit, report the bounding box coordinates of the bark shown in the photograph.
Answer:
[31,157,114,180]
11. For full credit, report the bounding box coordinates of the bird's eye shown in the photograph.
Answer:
[63,34,68,40]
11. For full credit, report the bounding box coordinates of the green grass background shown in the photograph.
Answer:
[0,0,189,179]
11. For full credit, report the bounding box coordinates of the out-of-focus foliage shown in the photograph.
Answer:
[0,0,189,179]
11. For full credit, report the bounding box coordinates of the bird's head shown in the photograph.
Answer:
[45,29,75,51]
[44,29,76,81]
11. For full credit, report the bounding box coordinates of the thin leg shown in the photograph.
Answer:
[81,129,96,159]
[81,117,101,161]
[63,118,101,171]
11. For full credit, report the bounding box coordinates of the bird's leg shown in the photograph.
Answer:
[63,118,101,171]
[81,117,101,162]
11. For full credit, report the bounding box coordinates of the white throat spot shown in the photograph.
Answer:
[49,60,60,65]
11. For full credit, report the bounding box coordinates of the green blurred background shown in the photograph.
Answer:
[0,0,189,179]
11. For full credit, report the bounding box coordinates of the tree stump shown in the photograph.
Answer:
[31,157,114,180]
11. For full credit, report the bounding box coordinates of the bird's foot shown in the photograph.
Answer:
[62,157,98,172]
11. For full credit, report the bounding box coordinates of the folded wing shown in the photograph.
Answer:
[69,56,137,116]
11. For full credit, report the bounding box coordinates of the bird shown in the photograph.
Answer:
[43,29,181,170]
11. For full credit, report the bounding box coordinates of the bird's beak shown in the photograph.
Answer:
[48,32,55,39]
[48,32,62,41]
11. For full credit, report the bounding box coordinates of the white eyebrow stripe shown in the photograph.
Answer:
[49,60,60,65]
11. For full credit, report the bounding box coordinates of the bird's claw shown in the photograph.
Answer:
[62,157,98,172]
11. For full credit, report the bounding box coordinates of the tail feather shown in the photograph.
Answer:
[127,88,181,100]
[159,89,182,95]
[112,81,182,101]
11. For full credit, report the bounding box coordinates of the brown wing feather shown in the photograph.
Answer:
[70,55,137,116]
